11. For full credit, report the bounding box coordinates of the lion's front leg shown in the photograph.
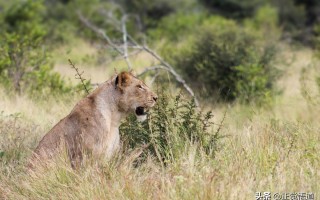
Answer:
[105,127,120,159]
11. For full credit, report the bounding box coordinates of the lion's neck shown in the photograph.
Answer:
[93,81,126,128]
[91,81,124,158]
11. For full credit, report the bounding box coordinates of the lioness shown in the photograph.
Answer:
[30,71,157,168]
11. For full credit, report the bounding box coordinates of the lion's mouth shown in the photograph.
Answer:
[135,106,147,116]
[135,106,149,122]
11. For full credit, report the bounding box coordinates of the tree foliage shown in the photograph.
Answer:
[0,0,72,96]
[172,18,278,103]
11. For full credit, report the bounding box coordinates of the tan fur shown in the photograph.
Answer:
[30,72,157,168]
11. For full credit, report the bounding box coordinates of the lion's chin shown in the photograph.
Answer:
[136,114,147,122]
[135,106,148,122]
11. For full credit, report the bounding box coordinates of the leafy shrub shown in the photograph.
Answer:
[120,88,221,163]
[26,65,73,96]
[0,0,45,92]
[0,0,74,96]
[172,18,278,103]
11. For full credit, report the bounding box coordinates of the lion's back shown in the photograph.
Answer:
[33,118,69,159]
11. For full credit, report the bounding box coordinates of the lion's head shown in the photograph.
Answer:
[115,71,157,121]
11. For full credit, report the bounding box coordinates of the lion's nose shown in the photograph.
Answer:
[153,96,158,102]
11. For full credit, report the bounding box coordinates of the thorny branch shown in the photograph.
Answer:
[68,59,90,94]
[78,11,199,106]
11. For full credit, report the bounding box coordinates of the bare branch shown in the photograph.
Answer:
[137,65,169,77]
[137,46,199,106]
[79,11,133,71]
[78,12,199,106]
[137,63,199,106]
[78,11,123,55]
[120,28,199,106]
[121,15,132,71]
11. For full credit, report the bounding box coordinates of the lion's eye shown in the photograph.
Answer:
[137,85,144,90]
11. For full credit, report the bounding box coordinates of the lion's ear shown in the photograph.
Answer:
[129,69,135,76]
[115,71,131,90]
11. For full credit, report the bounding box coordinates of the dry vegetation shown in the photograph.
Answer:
[0,45,319,199]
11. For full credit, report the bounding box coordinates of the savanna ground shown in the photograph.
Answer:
[0,42,319,199]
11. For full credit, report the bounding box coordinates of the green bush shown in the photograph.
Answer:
[172,18,278,103]
[0,0,46,93]
[0,0,74,96]
[26,65,73,96]
[120,88,221,163]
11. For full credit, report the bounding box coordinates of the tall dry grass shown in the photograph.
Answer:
[0,47,319,200]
